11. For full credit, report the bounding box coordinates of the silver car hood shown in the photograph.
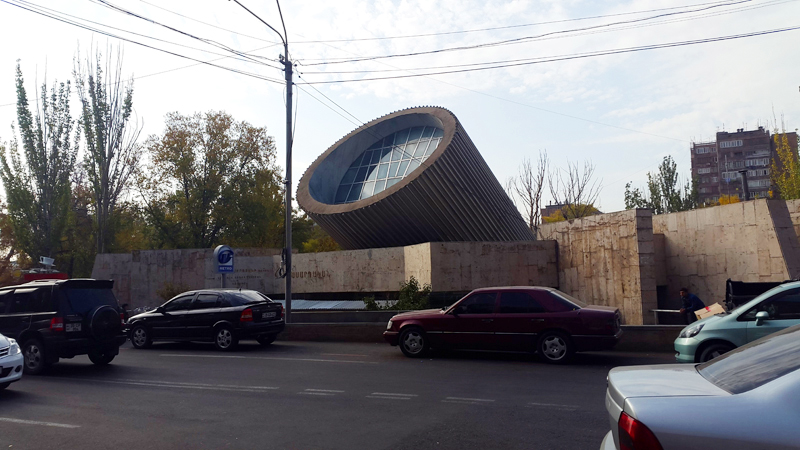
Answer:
[608,364,729,406]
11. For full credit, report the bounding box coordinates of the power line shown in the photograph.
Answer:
[296,26,800,84]
[299,0,754,65]
[291,0,746,44]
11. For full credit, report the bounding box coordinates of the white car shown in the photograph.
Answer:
[0,332,24,390]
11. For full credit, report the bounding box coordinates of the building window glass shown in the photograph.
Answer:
[334,126,444,204]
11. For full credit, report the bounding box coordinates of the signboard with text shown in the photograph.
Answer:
[214,245,234,273]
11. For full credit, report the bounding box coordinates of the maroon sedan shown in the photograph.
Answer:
[383,286,622,363]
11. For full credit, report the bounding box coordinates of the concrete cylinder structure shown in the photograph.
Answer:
[297,106,535,250]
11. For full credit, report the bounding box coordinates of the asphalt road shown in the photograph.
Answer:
[0,341,674,450]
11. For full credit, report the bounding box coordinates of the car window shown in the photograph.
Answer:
[740,288,800,321]
[455,293,497,315]
[61,287,118,315]
[698,325,800,394]
[0,289,14,313]
[549,289,586,309]
[229,291,270,306]
[192,294,219,310]
[8,288,54,314]
[164,295,194,312]
[498,292,545,314]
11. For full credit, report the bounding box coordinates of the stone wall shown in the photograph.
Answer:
[539,209,656,325]
[651,200,800,308]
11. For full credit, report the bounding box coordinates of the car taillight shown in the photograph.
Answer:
[280,304,285,319]
[50,317,64,332]
[240,308,253,322]
[120,313,125,324]
[618,412,663,450]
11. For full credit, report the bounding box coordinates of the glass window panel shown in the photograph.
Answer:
[377,163,389,179]
[406,159,421,175]
[388,161,400,178]
[367,140,382,150]
[374,179,386,194]
[404,142,418,158]
[379,148,392,164]
[425,139,439,156]
[386,178,400,188]
[382,136,394,148]
[341,167,358,184]
[394,129,410,146]
[413,141,427,157]
[370,151,382,164]
[346,183,362,202]
[361,181,375,199]
[397,160,410,177]
[366,164,378,181]
[335,185,351,203]
[354,167,369,182]
[390,147,403,161]
[421,127,435,139]
[432,128,444,138]
[407,127,424,143]
[359,151,372,166]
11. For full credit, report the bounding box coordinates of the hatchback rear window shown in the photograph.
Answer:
[228,291,272,306]
[61,288,119,315]
[697,325,800,394]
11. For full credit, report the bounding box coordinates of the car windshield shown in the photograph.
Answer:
[550,289,587,308]
[229,291,271,306]
[697,325,800,394]
[62,288,119,315]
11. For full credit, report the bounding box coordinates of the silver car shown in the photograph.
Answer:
[0,332,24,390]
[601,324,800,450]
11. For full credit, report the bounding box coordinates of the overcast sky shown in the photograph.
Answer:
[1,0,798,214]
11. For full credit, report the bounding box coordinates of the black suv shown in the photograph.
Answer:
[127,289,285,351]
[0,279,126,374]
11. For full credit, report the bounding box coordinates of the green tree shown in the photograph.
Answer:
[771,131,800,199]
[624,156,697,214]
[300,222,341,253]
[74,45,142,254]
[0,64,77,261]
[139,111,282,249]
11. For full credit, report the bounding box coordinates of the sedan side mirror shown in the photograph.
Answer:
[156,306,167,314]
[755,311,769,326]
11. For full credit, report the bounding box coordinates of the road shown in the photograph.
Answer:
[0,341,673,450]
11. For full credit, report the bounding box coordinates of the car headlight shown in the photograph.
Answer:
[386,320,393,330]
[8,338,20,356]
[679,323,704,338]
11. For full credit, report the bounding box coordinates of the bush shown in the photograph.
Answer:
[363,277,431,311]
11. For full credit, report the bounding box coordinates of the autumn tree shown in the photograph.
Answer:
[507,151,548,237]
[625,156,697,214]
[541,204,601,223]
[548,160,602,219]
[0,64,77,261]
[771,130,800,199]
[138,111,282,249]
[74,45,142,254]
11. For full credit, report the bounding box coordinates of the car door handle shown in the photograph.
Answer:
[530,318,545,322]
[482,319,493,323]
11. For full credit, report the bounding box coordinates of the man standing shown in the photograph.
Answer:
[679,287,706,324]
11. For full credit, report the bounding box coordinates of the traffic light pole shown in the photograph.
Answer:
[283,47,293,324]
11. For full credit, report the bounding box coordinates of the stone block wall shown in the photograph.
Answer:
[539,209,656,325]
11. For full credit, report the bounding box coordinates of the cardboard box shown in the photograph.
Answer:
[696,302,726,320]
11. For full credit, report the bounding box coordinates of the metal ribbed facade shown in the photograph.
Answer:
[297,107,535,250]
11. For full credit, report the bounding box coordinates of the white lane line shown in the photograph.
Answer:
[304,389,345,393]
[445,397,495,403]
[111,379,278,390]
[442,400,486,405]
[370,392,417,397]
[77,379,278,394]
[527,402,579,410]
[367,396,411,400]
[163,354,378,364]
[0,417,80,429]
[298,392,336,396]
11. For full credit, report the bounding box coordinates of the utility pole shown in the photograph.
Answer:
[231,0,293,323]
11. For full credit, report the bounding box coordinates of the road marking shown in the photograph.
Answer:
[367,395,411,400]
[0,417,80,429]
[371,392,417,397]
[298,389,343,397]
[526,402,579,411]
[298,392,336,396]
[57,378,280,394]
[304,389,345,393]
[367,392,418,400]
[163,354,378,364]
[445,397,495,403]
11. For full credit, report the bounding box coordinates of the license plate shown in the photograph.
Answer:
[262,312,276,319]
[66,323,82,332]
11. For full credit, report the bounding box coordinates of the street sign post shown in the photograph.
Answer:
[214,245,234,288]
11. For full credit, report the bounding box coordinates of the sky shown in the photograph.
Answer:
[0,0,799,214]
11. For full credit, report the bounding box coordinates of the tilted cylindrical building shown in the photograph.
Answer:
[296,106,535,250]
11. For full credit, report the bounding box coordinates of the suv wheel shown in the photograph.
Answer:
[131,325,152,349]
[88,350,116,366]
[214,326,238,351]
[22,338,48,375]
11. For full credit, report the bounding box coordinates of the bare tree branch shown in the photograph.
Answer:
[548,159,602,220]
[507,151,548,238]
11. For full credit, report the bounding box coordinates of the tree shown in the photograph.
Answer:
[507,151,548,238]
[74,45,143,254]
[0,64,77,261]
[771,130,800,199]
[548,160,602,219]
[718,194,741,205]
[541,204,601,223]
[138,111,281,249]
[300,222,341,253]
[625,156,697,214]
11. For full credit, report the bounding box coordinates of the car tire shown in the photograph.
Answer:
[130,325,152,349]
[22,338,48,375]
[698,342,734,363]
[399,327,429,358]
[537,331,574,364]
[214,326,239,351]
[88,351,116,366]
[256,334,277,346]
